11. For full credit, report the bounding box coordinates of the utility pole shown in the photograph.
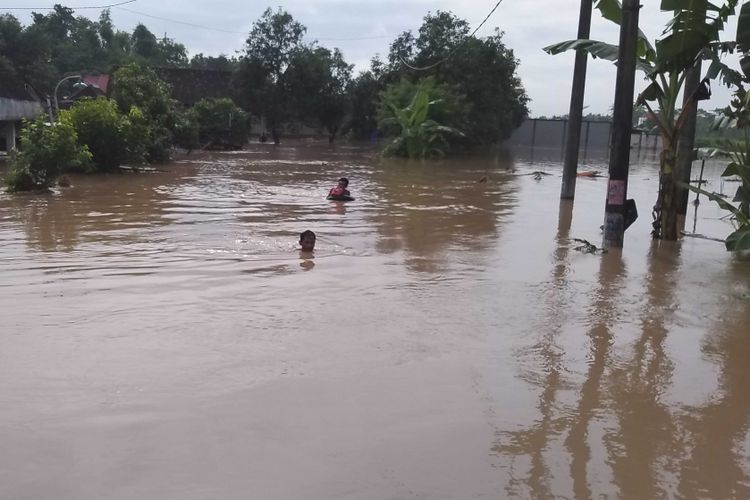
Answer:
[602,0,640,249]
[561,0,593,200]
[675,65,704,226]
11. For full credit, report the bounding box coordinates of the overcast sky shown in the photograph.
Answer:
[7,0,743,116]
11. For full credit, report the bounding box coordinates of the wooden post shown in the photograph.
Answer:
[603,0,640,249]
[561,0,594,200]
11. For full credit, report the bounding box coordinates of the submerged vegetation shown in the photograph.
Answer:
[5,116,91,192]
[378,82,465,158]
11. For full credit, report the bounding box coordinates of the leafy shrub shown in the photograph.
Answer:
[64,98,126,171]
[191,97,249,149]
[5,117,91,192]
[377,81,464,158]
[172,109,200,151]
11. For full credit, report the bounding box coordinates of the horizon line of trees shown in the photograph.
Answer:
[1,4,530,148]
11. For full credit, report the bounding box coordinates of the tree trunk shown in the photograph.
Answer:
[653,137,679,240]
[328,125,338,145]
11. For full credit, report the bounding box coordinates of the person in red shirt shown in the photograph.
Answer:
[328,177,350,199]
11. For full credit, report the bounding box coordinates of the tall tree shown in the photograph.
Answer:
[235,7,305,144]
[348,56,386,140]
[385,11,529,146]
[131,23,158,61]
[285,46,353,143]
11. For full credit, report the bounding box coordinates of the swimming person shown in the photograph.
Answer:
[328,177,350,198]
[299,230,316,253]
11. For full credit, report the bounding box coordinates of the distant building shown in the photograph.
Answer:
[58,80,107,109]
[0,75,43,153]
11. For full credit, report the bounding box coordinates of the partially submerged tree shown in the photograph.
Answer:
[111,63,177,162]
[378,81,465,158]
[387,11,529,146]
[4,116,91,192]
[190,97,250,149]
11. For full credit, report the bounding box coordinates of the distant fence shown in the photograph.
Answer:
[505,118,661,157]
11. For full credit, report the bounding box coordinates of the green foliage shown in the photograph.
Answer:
[111,63,177,162]
[5,116,91,192]
[378,83,464,158]
[64,97,150,170]
[0,8,187,92]
[285,46,353,141]
[687,87,750,251]
[190,53,237,71]
[384,12,529,145]
[376,77,468,140]
[545,0,740,241]
[347,57,386,140]
[235,7,305,143]
[171,110,200,151]
[64,98,121,170]
[191,97,249,149]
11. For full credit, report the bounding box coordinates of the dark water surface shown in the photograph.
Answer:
[1,143,749,499]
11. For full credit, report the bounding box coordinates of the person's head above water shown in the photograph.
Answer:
[337,177,349,188]
[299,230,316,252]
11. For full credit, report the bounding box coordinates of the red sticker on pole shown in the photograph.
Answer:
[607,180,626,206]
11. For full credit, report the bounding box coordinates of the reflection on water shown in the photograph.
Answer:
[0,143,748,499]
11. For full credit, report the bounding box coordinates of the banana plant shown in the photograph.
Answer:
[544,0,739,241]
[686,83,750,251]
[378,86,464,159]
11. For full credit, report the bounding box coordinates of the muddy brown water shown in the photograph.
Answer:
[1,143,749,499]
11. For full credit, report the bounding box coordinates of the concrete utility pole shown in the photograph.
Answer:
[675,63,703,222]
[603,0,640,249]
[561,0,594,200]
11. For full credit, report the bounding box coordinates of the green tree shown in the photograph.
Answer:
[156,36,188,67]
[347,56,386,140]
[384,11,529,146]
[190,53,237,71]
[285,46,353,143]
[190,97,249,149]
[4,116,91,192]
[64,97,149,170]
[131,23,158,61]
[376,77,469,147]
[378,82,465,158]
[111,63,177,161]
[235,7,306,144]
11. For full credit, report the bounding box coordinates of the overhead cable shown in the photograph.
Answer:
[1,0,135,10]
[400,0,505,71]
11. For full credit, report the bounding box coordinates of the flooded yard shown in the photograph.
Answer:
[1,143,748,499]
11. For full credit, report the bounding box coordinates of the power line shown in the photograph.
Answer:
[115,6,394,42]
[115,5,246,34]
[400,0,505,71]
[3,1,398,43]
[1,0,135,10]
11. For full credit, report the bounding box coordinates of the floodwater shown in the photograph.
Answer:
[0,143,748,499]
